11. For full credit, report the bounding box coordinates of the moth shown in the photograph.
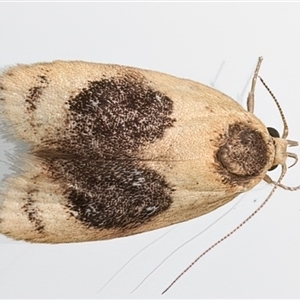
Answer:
[0,57,298,244]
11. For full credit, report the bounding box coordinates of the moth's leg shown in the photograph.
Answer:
[263,174,275,185]
[264,173,300,191]
[247,56,263,113]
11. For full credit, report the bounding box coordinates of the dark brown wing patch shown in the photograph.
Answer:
[37,73,176,229]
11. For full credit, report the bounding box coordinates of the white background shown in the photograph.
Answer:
[0,2,300,299]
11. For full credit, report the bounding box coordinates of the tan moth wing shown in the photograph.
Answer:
[0,61,275,243]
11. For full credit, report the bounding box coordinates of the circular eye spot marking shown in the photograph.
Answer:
[217,123,269,178]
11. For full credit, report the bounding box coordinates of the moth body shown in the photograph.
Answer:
[0,60,290,243]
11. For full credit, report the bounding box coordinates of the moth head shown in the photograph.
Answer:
[260,77,299,191]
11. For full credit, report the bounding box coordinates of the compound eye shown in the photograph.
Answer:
[267,127,280,138]
[268,164,278,171]
[267,127,279,171]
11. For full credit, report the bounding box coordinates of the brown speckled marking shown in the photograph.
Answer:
[216,123,270,186]
[36,74,176,229]
[25,75,49,111]
[21,189,45,233]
